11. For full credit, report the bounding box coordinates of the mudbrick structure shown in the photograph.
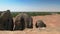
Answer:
[14,13,33,30]
[35,20,46,28]
[0,10,13,30]
[0,10,47,31]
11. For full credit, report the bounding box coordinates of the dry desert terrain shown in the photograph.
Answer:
[0,14,60,34]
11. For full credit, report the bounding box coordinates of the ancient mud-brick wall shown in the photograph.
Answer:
[14,13,33,30]
[0,10,13,30]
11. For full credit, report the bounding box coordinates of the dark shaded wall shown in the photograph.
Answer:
[14,13,33,30]
[0,10,14,30]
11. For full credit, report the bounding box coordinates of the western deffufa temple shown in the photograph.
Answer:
[0,10,47,31]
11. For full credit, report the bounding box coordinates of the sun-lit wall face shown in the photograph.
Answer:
[0,0,60,12]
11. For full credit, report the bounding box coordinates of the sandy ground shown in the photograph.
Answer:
[0,28,60,34]
[0,14,60,34]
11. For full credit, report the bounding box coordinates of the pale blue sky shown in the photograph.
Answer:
[0,0,60,12]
